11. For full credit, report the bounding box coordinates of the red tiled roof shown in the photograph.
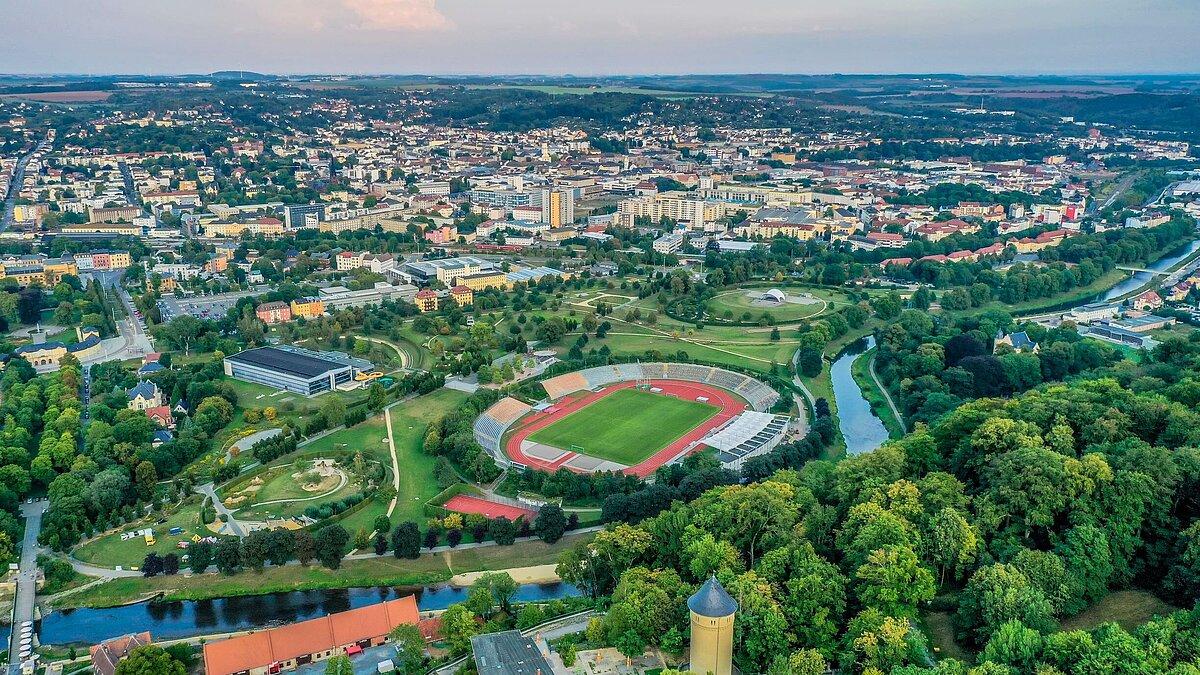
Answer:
[203,597,418,675]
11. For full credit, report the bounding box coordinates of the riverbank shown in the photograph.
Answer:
[53,531,591,609]
[850,348,904,439]
[450,563,560,586]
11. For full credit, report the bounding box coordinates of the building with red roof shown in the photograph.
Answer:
[203,596,419,675]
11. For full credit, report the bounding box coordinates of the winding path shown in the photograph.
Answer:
[868,353,905,433]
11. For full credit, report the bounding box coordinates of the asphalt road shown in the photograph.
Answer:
[8,501,47,674]
[1,137,50,231]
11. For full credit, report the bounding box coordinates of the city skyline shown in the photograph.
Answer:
[2,0,1199,76]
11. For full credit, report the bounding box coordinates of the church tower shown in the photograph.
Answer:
[688,575,738,675]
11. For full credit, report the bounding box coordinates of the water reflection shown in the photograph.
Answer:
[830,336,890,456]
[39,582,579,645]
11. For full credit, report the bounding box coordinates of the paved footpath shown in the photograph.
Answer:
[9,501,47,675]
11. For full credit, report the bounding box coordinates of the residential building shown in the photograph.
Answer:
[450,285,473,307]
[90,632,153,675]
[283,203,326,229]
[127,381,163,410]
[414,289,439,312]
[653,233,684,254]
[255,300,292,324]
[289,297,325,319]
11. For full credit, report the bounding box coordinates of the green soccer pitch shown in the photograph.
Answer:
[527,388,721,465]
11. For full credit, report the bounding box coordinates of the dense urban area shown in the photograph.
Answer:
[0,71,1198,675]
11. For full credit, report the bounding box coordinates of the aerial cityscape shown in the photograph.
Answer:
[1,2,1200,674]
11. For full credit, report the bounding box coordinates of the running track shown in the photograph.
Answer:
[443,494,536,521]
[504,380,745,478]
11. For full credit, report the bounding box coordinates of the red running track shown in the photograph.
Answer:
[504,380,746,478]
[443,494,536,521]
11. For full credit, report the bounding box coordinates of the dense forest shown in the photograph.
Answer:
[556,333,1200,674]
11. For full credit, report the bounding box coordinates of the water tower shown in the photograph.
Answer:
[688,575,738,675]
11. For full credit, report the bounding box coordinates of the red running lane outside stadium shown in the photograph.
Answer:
[504,380,746,478]
[443,495,537,521]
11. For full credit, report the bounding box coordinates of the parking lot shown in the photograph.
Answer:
[157,288,265,322]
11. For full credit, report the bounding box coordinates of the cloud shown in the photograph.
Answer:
[340,0,451,30]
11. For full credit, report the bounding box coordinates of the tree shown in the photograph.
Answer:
[142,552,163,577]
[323,654,353,675]
[534,504,567,544]
[980,619,1043,671]
[615,629,647,666]
[367,382,386,411]
[798,348,823,378]
[189,541,213,573]
[114,645,186,675]
[134,461,158,501]
[389,624,426,674]
[373,532,388,555]
[769,649,827,675]
[928,507,979,584]
[294,529,315,565]
[321,397,347,428]
[241,529,271,572]
[162,552,180,575]
[266,528,295,566]
[440,604,479,654]
[313,524,350,569]
[855,545,936,618]
[489,516,517,545]
[392,522,421,559]
[956,563,1057,648]
[215,538,241,575]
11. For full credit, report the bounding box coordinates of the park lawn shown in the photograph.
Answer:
[529,388,720,465]
[705,287,827,323]
[72,503,205,568]
[56,530,597,609]
[236,475,361,521]
[385,389,468,526]
[301,415,393,461]
[1061,590,1181,632]
[920,611,972,663]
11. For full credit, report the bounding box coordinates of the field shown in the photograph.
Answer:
[57,530,595,609]
[705,288,828,324]
[72,503,206,568]
[528,388,720,465]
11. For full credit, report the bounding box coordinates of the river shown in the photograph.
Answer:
[1101,239,1200,302]
[37,581,579,646]
[830,336,891,456]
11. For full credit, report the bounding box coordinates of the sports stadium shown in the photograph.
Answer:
[473,363,791,477]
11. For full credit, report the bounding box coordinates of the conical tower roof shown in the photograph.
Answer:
[687,575,738,618]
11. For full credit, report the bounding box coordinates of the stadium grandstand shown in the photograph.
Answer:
[701,411,791,470]
[473,397,533,462]
[537,363,780,412]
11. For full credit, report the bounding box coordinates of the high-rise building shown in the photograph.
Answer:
[688,575,737,675]
[539,189,574,227]
[283,203,326,229]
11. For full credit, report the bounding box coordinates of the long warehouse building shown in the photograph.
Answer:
[223,345,372,396]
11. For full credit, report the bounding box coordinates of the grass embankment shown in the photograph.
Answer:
[55,531,592,609]
[850,348,905,439]
[529,388,720,465]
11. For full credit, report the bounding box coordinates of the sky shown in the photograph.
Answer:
[2,0,1199,76]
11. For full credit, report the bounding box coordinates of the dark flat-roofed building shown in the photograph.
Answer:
[471,630,556,675]
[224,345,372,396]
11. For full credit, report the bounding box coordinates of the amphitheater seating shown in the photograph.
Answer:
[582,367,617,390]
[487,397,533,426]
[615,363,644,381]
[540,363,779,410]
[473,397,535,464]
[542,372,589,400]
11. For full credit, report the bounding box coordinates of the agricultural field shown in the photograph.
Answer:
[528,388,720,465]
